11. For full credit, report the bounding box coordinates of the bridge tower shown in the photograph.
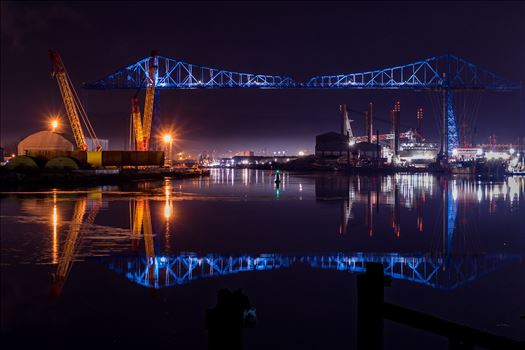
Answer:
[441,64,460,160]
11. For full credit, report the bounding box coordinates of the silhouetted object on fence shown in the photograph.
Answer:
[357,263,391,350]
[357,263,522,350]
[206,289,256,350]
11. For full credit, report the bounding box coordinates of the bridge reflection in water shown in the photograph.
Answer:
[102,252,519,291]
[46,173,523,295]
[105,255,294,289]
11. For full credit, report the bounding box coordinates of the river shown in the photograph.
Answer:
[1,169,524,349]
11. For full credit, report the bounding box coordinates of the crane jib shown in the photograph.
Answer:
[49,50,101,151]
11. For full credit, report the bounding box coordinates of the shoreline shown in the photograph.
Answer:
[0,168,209,191]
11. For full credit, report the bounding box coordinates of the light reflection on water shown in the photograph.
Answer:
[1,170,524,347]
[1,170,523,272]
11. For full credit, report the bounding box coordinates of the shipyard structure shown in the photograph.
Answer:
[312,102,524,175]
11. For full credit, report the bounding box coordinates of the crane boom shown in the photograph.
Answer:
[142,51,158,150]
[49,50,101,151]
[129,51,158,151]
[50,51,88,151]
[131,96,145,150]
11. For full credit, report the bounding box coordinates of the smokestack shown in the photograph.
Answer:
[339,104,348,136]
[390,109,395,151]
[416,107,423,141]
[376,128,380,165]
[393,101,401,155]
[367,102,373,143]
[364,111,369,142]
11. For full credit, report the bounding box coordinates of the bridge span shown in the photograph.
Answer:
[84,53,521,160]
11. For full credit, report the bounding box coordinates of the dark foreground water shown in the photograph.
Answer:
[1,170,524,349]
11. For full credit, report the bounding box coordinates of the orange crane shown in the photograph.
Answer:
[49,50,101,151]
[131,51,158,151]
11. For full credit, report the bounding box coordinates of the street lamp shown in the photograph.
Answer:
[163,133,173,167]
[51,119,59,132]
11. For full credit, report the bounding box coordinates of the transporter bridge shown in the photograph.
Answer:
[84,53,521,161]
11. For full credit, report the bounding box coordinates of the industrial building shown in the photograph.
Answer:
[18,131,74,155]
[315,104,383,165]
[314,102,442,167]
[315,132,379,164]
[17,130,109,156]
[237,151,255,157]
[315,132,349,157]
[399,144,439,164]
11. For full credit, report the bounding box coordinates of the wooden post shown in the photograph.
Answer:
[357,263,390,350]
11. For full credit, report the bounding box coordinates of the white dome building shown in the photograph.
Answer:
[17,131,74,156]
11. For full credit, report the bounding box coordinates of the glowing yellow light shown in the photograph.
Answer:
[163,134,172,143]
[51,119,59,132]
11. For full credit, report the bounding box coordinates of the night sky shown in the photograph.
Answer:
[1,1,524,156]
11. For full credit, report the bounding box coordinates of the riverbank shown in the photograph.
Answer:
[0,168,209,190]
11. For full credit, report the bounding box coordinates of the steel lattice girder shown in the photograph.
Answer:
[102,253,519,290]
[84,53,520,91]
[446,89,460,156]
[304,54,520,90]
[84,56,296,90]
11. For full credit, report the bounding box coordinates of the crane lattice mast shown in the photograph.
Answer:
[49,50,101,151]
[131,51,158,151]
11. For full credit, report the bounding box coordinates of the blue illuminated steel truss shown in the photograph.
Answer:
[83,53,520,159]
[84,56,296,90]
[445,90,460,155]
[102,252,518,290]
[84,53,520,91]
[304,54,520,91]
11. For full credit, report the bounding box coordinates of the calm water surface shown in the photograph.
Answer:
[1,170,524,349]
